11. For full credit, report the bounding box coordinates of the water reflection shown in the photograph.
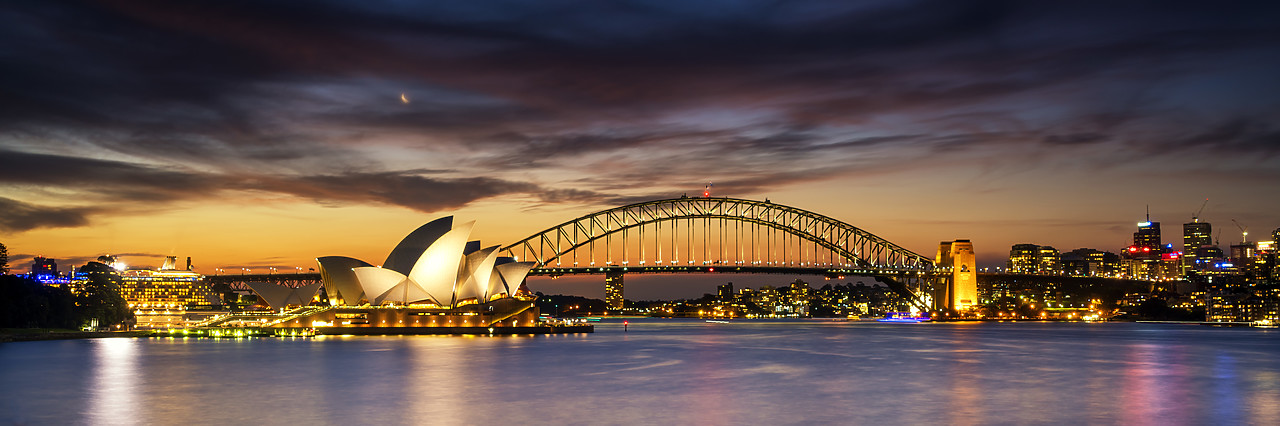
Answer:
[409,337,468,423]
[2,322,1278,424]
[946,326,982,426]
[1213,353,1241,424]
[688,333,729,426]
[89,339,138,426]
[1250,370,1280,421]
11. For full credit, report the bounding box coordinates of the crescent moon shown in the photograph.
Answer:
[400,93,409,103]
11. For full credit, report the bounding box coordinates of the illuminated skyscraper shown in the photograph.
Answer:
[1007,244,1039,273]
[1183,221,1212,270]
[1123,212,1164,279]
[1134,220,1161,253]
[605,271,624,310]
[1006,244,1060,274]
[1037,246,1062,275]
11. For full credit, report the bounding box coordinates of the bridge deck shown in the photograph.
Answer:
[530,265,930,276]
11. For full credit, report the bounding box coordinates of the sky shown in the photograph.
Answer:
[2,1,1279,299]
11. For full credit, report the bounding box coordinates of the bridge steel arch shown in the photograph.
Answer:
[500,197,935,273]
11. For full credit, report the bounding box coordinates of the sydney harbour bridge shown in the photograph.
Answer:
[208,197,974,312]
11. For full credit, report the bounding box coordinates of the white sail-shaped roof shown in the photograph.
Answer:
[353,267,414,305]
[456,246,499,303]
[317,256,372,306]
[382,216,453,275]
[495,261,536,298]
[486,271,505,301]
[372,277,437,306]
[407,221,474,306]
[294,282,324,306]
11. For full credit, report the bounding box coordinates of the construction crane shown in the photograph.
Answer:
[1191,198,1209,222]
[1231,219,1249,244]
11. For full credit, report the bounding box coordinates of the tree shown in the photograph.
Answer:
[0,242,8,275]
[77,270,133,329]
[0,275,77,329]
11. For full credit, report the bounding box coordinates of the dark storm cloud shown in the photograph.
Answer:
[2,0,1279,229]
[0,150,225,202]
[8,1,1278,135]
[0,197,96,232]
[1043,133,1110,146]
[250,171,606,212]
[1165,119,1280,155]
[0,149,609,221]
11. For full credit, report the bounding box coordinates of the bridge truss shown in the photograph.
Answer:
[501,197,937,308]
[205,273,322,291]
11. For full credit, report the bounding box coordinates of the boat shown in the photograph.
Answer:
[877,312,930,323]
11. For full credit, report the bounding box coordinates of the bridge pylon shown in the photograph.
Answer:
[933,240,977,314]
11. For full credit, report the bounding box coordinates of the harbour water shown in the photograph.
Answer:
[3,320,1279,425]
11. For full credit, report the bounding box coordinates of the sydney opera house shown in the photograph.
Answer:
[213,216,584,335]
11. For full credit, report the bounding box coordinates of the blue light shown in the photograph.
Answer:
[1138,221,1152,227]
[878,312,929,323]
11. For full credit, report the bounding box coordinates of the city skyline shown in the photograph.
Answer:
[3,1,1280,293]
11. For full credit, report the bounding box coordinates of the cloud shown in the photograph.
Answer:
[1043,133,1110,145]
[1166,119,1280,155]
[1,0,1279,245]
[0,149,224,202]
[252,171,606,212]
[0,197,96,232]
[0,148,618,221]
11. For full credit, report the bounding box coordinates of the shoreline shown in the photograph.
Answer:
[0,330,152,343]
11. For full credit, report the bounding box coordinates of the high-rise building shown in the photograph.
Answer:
[1006,244,1061,274]
[1037,246,1062,275]
[1230,244,1256,267]
[717,282,734,301]
[1062,248,1122,276]
[1183,222,1212,252]
[1007,244,1040,273]
[30,256,58,277]
[937,240,977,312]
[604,271,624,310]
[1123,213,1165,279]
[1183,221,1212,271]
[1134,220,1161,254]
